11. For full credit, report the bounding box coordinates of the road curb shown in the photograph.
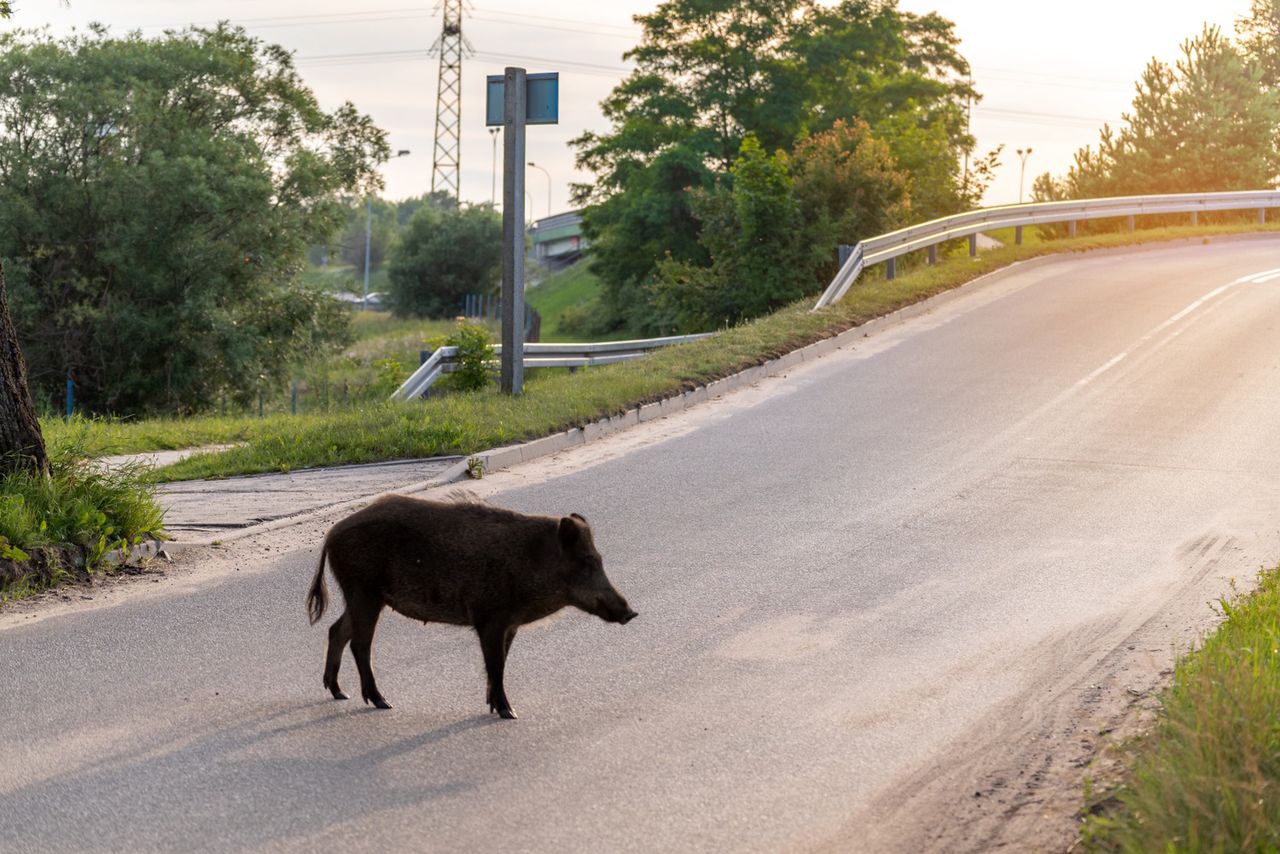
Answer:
[164,232,1280,551]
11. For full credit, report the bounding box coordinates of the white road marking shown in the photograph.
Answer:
[1233,266,1280,284]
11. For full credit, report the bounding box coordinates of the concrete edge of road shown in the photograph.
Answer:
[162,231,1280,557]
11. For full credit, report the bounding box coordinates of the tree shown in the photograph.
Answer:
[0,0,47,475]
[1041,26,1278,201]
[791,119,911,281]
[653,136,821,330]
[386,205,502,319]
[1238,0,1280,89]
[333,197,400,272]
[571,0,980,331]
[0,25,388,414]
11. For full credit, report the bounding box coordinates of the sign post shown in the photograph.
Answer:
[487,69,559,395]
[500,67,526,394]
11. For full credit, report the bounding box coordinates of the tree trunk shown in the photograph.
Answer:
[0,262,48,477]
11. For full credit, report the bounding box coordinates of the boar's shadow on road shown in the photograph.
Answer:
[306,493,637,719]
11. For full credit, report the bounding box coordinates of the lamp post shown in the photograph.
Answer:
[527,161,551,218]
[364,149,410,310]
[488,128,500,207]
[1016,147,1033,204]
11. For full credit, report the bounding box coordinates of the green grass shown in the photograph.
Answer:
[41,413,268,458]
[345,311,481,363]
[0,432,167,600]
[1081,565,1280,851]
[38,313,487,459]
[151,221,1280,481]
[526,261,610,341]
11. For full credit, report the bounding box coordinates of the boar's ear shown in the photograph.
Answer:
[558,516,581,550]
[570,512,588,526]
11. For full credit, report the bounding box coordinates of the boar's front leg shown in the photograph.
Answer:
[349,597,392,710]
[478,621,518,719]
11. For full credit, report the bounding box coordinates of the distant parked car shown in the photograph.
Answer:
[330,291,387,311]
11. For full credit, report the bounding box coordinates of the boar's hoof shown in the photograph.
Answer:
[331,689,350,701]
[365,694,393,710]
[488,701,518,719]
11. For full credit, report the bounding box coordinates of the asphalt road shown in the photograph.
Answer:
[6,239,1280,852]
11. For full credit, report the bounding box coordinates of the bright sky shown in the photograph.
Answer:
[24,1,1254,213]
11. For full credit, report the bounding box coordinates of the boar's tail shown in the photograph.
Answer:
[306,542,329,625]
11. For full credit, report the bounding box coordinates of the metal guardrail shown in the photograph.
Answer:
[391,333,714,401]
[813,190,1280,309]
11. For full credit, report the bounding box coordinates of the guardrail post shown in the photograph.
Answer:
[885,257,896,280]
[1014,226,1022,246]
[968,234,977,257]
[1068,221,1077,238]
[927,244,937,264]
[1260,208,1267,224]
[1127,215,1135,232]
[65,376,73,421]
[291,380,298,415]
[1190,210,1198,227]
[837,244,855,269]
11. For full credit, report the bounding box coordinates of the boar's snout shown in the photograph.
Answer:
[602,597,637,624]
[582,586,636,625]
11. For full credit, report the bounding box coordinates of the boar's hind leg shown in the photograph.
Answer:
[479,622,518,720]
[323,611,353,700]
[349,599,392,710]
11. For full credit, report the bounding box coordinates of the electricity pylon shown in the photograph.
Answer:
[429,0,473,201]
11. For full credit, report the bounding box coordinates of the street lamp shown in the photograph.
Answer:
[1016,148,1033,204]
[488,128,501,207]
[365,149,411,310]
[527,161,551,218]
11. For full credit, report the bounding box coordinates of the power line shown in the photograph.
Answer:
[973,105,1114,128]
[972,64,1131,88]
[140,6,639,39]
[471,6,637,36]
[469,14,634,40]
[296,47,632,78]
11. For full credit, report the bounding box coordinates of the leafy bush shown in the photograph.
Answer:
[791,119,911,281]
[653,135,824,330]
[370,358,409,397]
[441,323,495,392]
[387,205,503,319]
[0,430,166,596]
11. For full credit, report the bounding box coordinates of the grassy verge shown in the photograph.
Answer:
[302,264,389,295]
[1081,565,1280,851]
[0,435,167,601]
[526,261,617,341]
[152,222,1280,482]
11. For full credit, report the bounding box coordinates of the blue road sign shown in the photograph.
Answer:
[486,72,559,125]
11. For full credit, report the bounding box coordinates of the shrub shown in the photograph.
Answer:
[442,322,495,392]
[387,205,503,319]
[0,430,166,597]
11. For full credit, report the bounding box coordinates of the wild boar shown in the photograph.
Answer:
[305,493,637,719]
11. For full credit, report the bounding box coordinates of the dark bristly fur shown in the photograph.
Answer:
[306,494,637,719]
